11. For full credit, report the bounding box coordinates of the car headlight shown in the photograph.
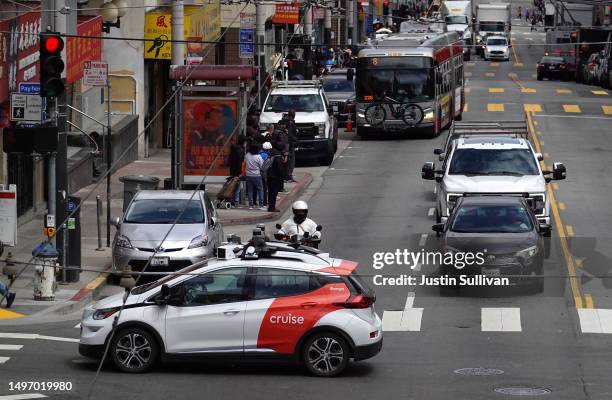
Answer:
[446,193,461,214]
[260,123,274,132]
[516,246,539,265]
[314,123,326,138]
[188,234,209,249]
[115,235,133,249]
[423,110,434,120]
[92,307,120,320]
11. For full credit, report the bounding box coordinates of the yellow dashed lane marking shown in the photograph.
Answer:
[575,259,583,268]
[465,87,471,93]
[592,90,608,95]
[466,62,476,67]
[566,225,574,236]
[585,294,594,309]
[508,72,518,78]
[465,72,473,77]
[490,62,499,67]
[489,88,504,93]
[0,309,24,319]
[463,103,468,112]
[563,104,581,113]
[488,103,504,112]
[524,104,542,112]
[521,88,536,93]
[559,202,566,210]
[557,89,572,94]
[485,72,495,77]
[513,62,523,67]
[602,105,612,115]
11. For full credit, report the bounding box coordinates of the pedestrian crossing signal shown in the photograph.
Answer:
[43,227,56,237]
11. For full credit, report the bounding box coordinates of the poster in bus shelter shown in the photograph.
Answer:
[182,98,237,182]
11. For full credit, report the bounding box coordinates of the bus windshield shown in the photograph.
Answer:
[479,22,505,32]
[356,57,434,102]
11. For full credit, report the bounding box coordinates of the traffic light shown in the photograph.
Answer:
[3,127,58,153]
[39,33,65,97]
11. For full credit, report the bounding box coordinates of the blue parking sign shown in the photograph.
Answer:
[239,29,254,59]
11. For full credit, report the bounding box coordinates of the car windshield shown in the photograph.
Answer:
[487,38,507,46]
[323,79,355,92]
[451,205,534,233]
[124,199,205,224]
[449,148,540,175]
[264,94,324,112]
[446,15,468,24]
[131,264,202,295]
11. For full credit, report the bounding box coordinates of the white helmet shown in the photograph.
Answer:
[292,200,308,223]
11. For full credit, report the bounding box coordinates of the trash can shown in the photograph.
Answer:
[119,175,160,211]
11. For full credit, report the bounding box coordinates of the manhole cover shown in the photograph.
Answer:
[494,387,552,396]
[454,368,505,376]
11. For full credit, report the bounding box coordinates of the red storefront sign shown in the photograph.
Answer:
[0,19,11,105]
[272,4,300,24]
[66,15,102,84]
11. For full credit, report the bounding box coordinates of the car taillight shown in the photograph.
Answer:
[334,294,375,309]
[560,64,566,69]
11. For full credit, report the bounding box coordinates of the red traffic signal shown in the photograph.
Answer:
[39,32,65,97]
[42,35,64,53]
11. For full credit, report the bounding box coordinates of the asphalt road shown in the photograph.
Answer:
[1,22,612,400]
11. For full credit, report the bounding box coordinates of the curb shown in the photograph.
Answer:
[221,173,314,226]
[51,271,110,315]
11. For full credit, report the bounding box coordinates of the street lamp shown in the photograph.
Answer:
[100,0,128,33]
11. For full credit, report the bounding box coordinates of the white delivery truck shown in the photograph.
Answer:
[440,1,472,60]
[475,3,511,56]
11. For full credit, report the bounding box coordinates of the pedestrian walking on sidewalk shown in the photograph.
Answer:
[525,8,530,21]
[266,142,287,212]
[286,110,298,182]
[0,280,16,309]
[245,142,265,210]
[259,142,272,207]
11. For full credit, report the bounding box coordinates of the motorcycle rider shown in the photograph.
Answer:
[279,200,321,239]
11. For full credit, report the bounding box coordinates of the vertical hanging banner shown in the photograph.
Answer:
[66,15,103,85]
[182,98,238,182]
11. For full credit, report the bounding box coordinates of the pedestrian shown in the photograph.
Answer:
[285,110,298,182]
[266,141,287,212]
[517,5,522,19]
[260,142,273,207]
[245,142,265,210]
[0,279,16,309]
[525,8,530,21]
[228,136,246,208]
[531,14,537,31]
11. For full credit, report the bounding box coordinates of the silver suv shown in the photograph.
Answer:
[112,190,224,274]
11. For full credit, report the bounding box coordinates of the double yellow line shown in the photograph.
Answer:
[526,111,591,309]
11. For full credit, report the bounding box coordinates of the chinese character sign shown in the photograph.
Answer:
[182,98,237,178]
[66,16,103,84]
[272,4,300,24]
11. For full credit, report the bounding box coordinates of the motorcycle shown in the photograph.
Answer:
[274,223,323,249]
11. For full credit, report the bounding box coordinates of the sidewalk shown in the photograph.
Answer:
[0,149,312,324]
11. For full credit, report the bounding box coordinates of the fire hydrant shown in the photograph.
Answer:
[32,242,58,301]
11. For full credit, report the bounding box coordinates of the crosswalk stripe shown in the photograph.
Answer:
[0,395,48,400]
[485,72,495,77]
[602,105,612,115]
[490,62,499,67]
[0,344,23,350]
[557,89,572,94]
[513,62,524,67]
[465,87,470,93]
[563,104,581,113]
[489,88,504,93]
[578,309,612,334]
[463,103,468,112]
[521,88,536,93]
[465,71,473,77]
[400,309,423,331]
[382,311,403,331]
[481,308,522,332]
[524,104,542,112]
[488,103,505,112]
[0,356,10,364]
[466,62,476,67]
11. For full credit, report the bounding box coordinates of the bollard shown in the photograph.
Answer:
[96,195,104,251]
[32,243,59,301]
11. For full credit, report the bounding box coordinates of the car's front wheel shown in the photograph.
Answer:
[110,327,159,373]
[302,332,350,377]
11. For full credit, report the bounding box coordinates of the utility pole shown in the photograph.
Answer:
[353,0,359,45]
[348,0,354,45]
[106,82,112,247]
[256,1,266,108]
[324,3,332,46]
[171,0,185,66]
[304,3,314,79]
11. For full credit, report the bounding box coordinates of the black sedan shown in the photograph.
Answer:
[433,196,551,292]
[322,70,356,127]
[537,56,570,81]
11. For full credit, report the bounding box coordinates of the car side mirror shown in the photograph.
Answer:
[276,223,282,229]
[210,216,219,227]
[155,284,171,306]
[432,223,445,233]
[111,217,121,227]
[422,162,435,180]
[552,162,566,180]
[535,152,543,161]
[539,223,552,235]
[433,148,443,155]
[316,225,323,231]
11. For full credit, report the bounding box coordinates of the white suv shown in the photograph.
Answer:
[259,80,338,166]
[79,236,382,376]
[422,135,566,225]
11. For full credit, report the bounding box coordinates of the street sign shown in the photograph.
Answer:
[45,214,56,228]
[19,82,40,94]
[239,29,255,59]
[0,185,17,246]
[83,60,108,86]
[240,12,256,29]
[10,93,42,122]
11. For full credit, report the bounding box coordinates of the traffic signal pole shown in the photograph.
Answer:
[106,82,112,247]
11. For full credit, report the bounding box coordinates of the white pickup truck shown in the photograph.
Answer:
[421,121,566,226]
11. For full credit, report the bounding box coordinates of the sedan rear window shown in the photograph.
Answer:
[451,205,533,233]
[125,199,205,224]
